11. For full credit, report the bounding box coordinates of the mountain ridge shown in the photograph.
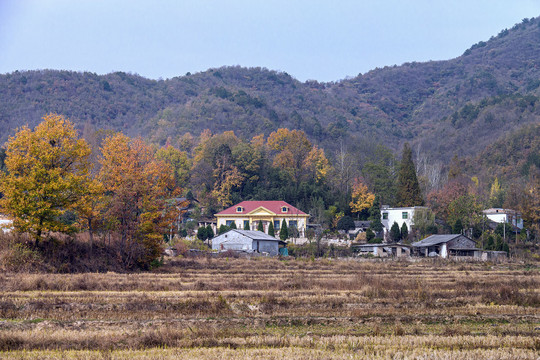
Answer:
[0,16,539,173]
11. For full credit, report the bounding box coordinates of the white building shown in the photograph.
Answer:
[482,208,523,229]
[215,201,309,238]
[380,206,428,234]
[211,230,285,256]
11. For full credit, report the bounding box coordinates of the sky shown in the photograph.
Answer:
[1,1,539,82]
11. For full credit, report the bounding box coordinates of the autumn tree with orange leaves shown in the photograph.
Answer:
[99,133,175,268]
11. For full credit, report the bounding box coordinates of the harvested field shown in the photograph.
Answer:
[0,258,539,359]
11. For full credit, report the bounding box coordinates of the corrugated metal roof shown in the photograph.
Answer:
[229,230,282,241]
[412,234,461,247]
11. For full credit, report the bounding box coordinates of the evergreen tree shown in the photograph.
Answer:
[280,219,289,240]
[485,234,495,250]
[229,221,237,229]
[218,224,229,234]
[365,228,375,242]
[268,221,275,236]
[452,219,463,234]
[390,221,401,242]
[367,196,384,234]
[337,215,355,231]
[400,222,408,240]
[243,221,250,230]
[396,143,423,207]
[257,220,264,232]
[370,218,383,233]
[197,226,207,241]
[205,224,214,239]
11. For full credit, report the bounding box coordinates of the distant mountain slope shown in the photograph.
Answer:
[0,16,539,167]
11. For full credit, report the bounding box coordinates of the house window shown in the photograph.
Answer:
[289,220,298,229]
[281,206,288,213]
[236,206,243,213]
[244,220,249,229]
[402,212,408,219]
[226,220,234,227]
[382,212,388,220]
[274,220,280,230]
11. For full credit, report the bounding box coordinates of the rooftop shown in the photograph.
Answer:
[482,208,521,215]
[221,229,284,242]
[216,201,308,216]
[412,234,464,247]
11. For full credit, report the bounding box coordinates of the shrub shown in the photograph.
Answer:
[0,242,43,272]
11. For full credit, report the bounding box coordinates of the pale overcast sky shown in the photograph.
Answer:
[1,0,539,82]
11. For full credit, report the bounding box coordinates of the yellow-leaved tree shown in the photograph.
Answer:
[349,178,375,215]
[0,114,91,242]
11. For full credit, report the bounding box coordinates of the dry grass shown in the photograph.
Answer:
[0,258,539,359]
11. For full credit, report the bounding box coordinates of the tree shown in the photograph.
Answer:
[99,133,175,268]
[390,222,401,242]
[205,224,214,239]
[489,177,505,208]
[229,221,237,229]
[257,220,264,232]
[197,226,207,241]
[452,219,463,234]
[453,219,463,234]
[396,143,423,207]
[412,207,436,238]
[267,128,330,185]
[520,169,540,240]
[368,197,384,234]
[218,224,229,234]
[400,222,408,240]
[485,235,495,250]
[279,219,289,240]
[73,177,104,247]
[337,215,355,231]
[447,194,481,232]
[349,178,375,215]
[365,228,375,242]
[244,221,250,230]
[0,114,92,242]
[495,222,513,240]
[370,218,383,234]
[155,145,191,188]
[268,221,275,236]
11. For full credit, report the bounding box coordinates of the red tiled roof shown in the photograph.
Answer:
[216,201,308,216]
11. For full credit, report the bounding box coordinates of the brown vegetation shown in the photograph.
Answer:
[0,258,538,359]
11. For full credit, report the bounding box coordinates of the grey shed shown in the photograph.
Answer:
[211,230,285,256]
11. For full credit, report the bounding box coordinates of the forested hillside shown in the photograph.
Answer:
[0,17,539,218]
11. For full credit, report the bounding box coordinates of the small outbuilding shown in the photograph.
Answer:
[353,243,411,257]
[412,234,479,258]
[211,229,285,256]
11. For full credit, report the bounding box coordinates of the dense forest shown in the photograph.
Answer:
[0,17,539,246]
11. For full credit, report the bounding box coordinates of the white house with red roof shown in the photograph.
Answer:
[215,201,309,238]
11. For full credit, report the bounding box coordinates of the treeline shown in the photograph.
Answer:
[0,114,539,272]
[0,114,177,270]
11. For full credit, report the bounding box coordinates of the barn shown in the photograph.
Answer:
[412,234,479,258]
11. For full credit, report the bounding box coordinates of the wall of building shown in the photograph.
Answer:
[381,207,420,234]
[212,233,253,252]
[216,216,308,236]
[254,240,279,256]
[485,213,524,229]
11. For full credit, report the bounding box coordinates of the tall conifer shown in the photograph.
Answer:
[396,143,423,207]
